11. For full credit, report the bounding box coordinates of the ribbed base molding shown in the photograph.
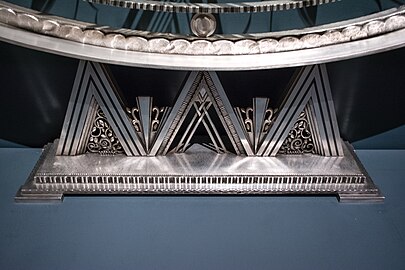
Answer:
[15,141,384,203]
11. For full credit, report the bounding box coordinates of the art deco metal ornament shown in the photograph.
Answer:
[1,0,394,203]
[15,61,383,203]
[1,1,405,69]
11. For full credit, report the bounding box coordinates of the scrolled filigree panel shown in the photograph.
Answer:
[278,109,316,155]
[87,108,125,156]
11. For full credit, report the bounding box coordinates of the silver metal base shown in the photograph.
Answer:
[15,141,384,203]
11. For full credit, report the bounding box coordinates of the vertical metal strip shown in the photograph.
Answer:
[206,72,252,155]
[68,77,94,155]
[56,60,88,155]
[319,64,343,156]
[137,97,152,151]
[57,61,92,155]
[310,84,332,156]
[253,98,269,153]
[76,97,99,154]
[304,100,323,155]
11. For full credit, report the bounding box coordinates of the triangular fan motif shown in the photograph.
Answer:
[58,61,342,157]
[86,105,124,156]
[126,97,170,153]
[56,61,146,156]
[256,65,343,157]
[172,84,229,154]
[235,97,275,154]
[149,71,253,156]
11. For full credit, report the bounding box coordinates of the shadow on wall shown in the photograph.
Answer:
[0,41,404,149]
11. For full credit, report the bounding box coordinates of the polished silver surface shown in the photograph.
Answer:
[1,1,405,70]
[256,65,343,156]
[56,61,146,156]
[85,0,336,13]
[15,141,384,203]
[190,13,216,37]
[14,60,383,202]
[126,97,169,152]
[150,71,252,156]
[57,62,341,157]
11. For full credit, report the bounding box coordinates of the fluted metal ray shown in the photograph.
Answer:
[257,64,343,157]
[56,61,146,156]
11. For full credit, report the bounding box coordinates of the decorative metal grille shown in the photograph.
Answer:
[278,109,316,155]
[86,108,124,156]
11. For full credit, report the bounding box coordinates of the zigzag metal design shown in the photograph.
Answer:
[56,61,146,156]
[149,71,252,156]
[173,86,228,153]
[57,61,342,157]
[257,65,343,157]
[16,61,385,203]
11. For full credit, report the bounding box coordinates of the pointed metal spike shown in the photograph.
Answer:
[137,96,152,152]
[253,97,269,153]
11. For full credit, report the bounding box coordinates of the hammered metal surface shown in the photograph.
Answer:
[1,1,405,59]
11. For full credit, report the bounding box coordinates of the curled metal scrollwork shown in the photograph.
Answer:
[279,110,315,154]
[240,107,254,132]
[151,106,164,132]
[262,108,274,134]
[127,102,167,149]
[126,107,142,132]
[87,108,124,155]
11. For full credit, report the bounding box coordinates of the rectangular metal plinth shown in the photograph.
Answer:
[15,141,384,203]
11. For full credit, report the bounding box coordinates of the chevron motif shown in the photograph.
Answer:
[58,62,342,157]
[256,65,343,156]
[56,61,146,156]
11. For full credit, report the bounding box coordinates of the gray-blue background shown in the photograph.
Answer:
[1,2,405,269]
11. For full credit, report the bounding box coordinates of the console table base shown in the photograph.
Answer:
[15,141,384,203]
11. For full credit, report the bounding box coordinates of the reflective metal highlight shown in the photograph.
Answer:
[256,65,343,156]
[85,0,337,13]
[56,61,146,156]
[56,62,343,157]
[15,61,384,202]
[1,2,405,70]
[15,141,384,203]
